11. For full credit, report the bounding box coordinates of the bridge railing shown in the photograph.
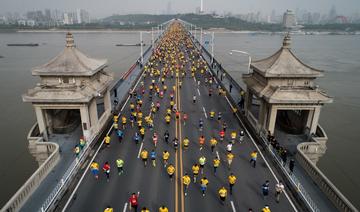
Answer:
[2,123,60,212]
[192,32,358,212]
[297,141,358,212]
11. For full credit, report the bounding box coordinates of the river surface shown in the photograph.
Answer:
[0,32,359,208]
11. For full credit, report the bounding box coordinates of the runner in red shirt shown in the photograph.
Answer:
[183,112,188,126]
[129,193,138,211]
[219,130,225,142]
[102,162,110,182]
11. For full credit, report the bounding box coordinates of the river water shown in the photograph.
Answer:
[0,32,359,208]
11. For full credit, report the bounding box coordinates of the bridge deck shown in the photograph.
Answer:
[64,24,297,212]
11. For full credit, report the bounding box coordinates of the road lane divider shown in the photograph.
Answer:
[230,200,236,212]
[202,107,208,119]
[137,142,144,159]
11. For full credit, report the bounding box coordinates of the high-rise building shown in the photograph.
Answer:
[283,10,297,28]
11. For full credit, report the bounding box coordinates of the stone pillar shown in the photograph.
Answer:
[267,105,277,136]
[89,99,98,131]
[310,107,321,135]
[80,105,91,141]
[257,100,267,132]
[34,106,48,141]
[306,109,314,129]
[104,89,111,113]
[244,88,251,117]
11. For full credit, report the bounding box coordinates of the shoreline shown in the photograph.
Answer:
[7,29,360,35]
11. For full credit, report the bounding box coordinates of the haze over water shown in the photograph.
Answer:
[0,31,359,208]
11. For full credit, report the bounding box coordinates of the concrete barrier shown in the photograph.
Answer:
[1,124,60,212]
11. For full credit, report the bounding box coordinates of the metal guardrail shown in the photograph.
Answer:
[258,133,321,212]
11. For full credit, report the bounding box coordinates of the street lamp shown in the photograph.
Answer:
[229,50,252,74]
[140,31,151,64]
[203,31,215,64]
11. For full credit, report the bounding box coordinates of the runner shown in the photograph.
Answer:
[199,118,204,131]
[226,142,233,153]
[116,129,124,142]
[150,149,156,167]
[198,135,205,150]
[102,161,110,182]
[159,206,169,212]
[183,173,191,196]
[218,187,227,205]
[152,132,158,147]
[129,193,138,212]
[104,135,111,147]
[230,131,237,144]
[213,156,220,175]
[90,161,99,179]
[167,164,175,180]
[162,150,170,167]
[192,163,200,183]
[200,177,209,196]
[183,137,190,150]
[164,130,170,143]
[116,158,124,175]
[219,129,225,142]
[250,150,258,168]
[140,148,148,167]
[141,207,150,212]
[173,137,179,151]
[210,137,218,152]
[104,206,113,212]
[183,112,188,126]
[228,173,237,195]
[199,156,206,174]
[133,132,140,145]
[239,130,245,143]
[121,115,127,129]
[226,152,234,170]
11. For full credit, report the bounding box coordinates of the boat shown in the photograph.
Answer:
[7,43,39,46]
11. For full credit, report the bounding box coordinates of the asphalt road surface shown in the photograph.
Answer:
[65,26,296,212]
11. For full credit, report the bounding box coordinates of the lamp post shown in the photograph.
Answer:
[203,31,215,64]
[229,50,252,74]
[140,31,151,64]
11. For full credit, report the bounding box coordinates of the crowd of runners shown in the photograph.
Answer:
[89,22,285,212]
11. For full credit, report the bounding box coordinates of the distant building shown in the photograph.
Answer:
[63,13,71,25]
[283,10,297,28]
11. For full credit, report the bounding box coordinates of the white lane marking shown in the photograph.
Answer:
[230,200,236,212]
[223,96,298,212]
[197,88,201,96]
[216,151,220,159]
[62,68,146,212]
[137,191,140,196]
[202,107,208,119]
[193,77,196,83]
[123,202,128,212]
[137,142,144,159]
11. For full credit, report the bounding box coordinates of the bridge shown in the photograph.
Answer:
[2,20,358,212]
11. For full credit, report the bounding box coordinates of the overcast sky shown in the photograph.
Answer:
[1,0,359,18]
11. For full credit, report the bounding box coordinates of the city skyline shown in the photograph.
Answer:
[0,0,359,18]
